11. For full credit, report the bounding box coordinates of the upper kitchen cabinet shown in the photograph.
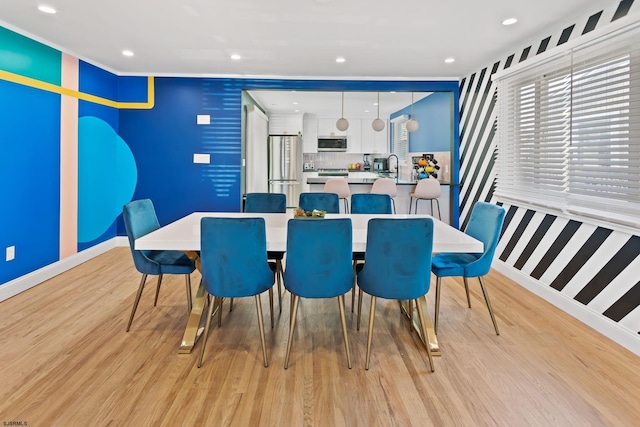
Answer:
[268,114,303,135]
[303,114,318,153]
[361,119,389,154]
[317,118,346,138]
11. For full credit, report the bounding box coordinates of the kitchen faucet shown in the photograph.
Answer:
[387,154,399,183]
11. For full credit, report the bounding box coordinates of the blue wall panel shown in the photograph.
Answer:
[0,80,60,284]
[118,78,460,234]
[392,92,453,152]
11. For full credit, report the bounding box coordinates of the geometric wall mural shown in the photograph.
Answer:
[78,116,137,242]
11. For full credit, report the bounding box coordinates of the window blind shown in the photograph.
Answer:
[391,115,409,162]
[495,23,640,227]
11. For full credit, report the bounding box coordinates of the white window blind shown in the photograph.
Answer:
[495,23,640,227]
[391,115,408,162]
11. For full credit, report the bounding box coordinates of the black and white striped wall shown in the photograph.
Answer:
[459,0,640,354]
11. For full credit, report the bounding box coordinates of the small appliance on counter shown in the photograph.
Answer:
[373,157,388,172]
[362,153,371,171]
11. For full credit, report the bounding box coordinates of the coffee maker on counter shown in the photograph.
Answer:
[362,153,371,171]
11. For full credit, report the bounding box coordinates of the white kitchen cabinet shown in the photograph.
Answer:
[317,118,345,137]
[303,114,318,153]
[268,114,303,135]
[361,119,389,154]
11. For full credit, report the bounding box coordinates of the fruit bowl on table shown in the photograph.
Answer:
[293,208,326,218]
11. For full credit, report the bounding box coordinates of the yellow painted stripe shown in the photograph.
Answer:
[0,69,154,109]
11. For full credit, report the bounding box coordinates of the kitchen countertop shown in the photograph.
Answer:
[307,176,451,185]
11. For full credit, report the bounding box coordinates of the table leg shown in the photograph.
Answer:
[399,296,441,356]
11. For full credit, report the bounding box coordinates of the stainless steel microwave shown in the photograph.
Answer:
[317,137,347,152]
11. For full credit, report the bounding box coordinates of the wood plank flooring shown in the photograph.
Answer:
[1,247,639,426]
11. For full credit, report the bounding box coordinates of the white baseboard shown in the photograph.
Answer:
[493,260,640,357]
[0,238,118,302]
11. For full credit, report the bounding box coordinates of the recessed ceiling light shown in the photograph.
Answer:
[122,50,134,57]
[444,57,455,63]
[364,110,370,113]
[292,102,298,105]
[38,5,56,14]
[502,17,518,26]
[373,102,378,106]
[230,54,241,60]
[336,57,346,63]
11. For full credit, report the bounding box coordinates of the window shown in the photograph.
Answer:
[495,23,640,227]
[390,114,408,162]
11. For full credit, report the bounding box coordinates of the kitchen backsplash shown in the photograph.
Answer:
[304,152,389,170]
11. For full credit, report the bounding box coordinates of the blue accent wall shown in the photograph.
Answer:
[391,92,453,152]
[0,79,61,284]
[118,78,460,234]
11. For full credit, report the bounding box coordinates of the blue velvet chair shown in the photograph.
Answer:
[244,192,286,315]
[350,193,393,311]
[283,218,353,369]
[298,192,340,214]
[198,217,275,368]
[431,201,506,335]
[122,199,195,332]
[356,218,435,370]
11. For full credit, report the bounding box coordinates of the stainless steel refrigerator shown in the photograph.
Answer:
[268,135,303,208]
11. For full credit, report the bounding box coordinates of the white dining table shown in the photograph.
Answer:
[135,212,483,355]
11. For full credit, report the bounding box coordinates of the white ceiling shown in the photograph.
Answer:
[248,90,431,118]
[0,0,613,79]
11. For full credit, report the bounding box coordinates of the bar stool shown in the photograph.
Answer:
[409,177,441,219]
[324,178,351,213]
[370,178,397,213]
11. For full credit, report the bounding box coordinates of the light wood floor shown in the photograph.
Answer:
[1,248,639,426]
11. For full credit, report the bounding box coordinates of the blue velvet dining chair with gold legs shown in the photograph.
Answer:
[298,192,340,214]
[283,218,353,369]
[198,217,275,368]
[244,192,287,317]
[431,201,506,336]
[350,193,392,312]
[122,199,195,332]
[356,218,435,371]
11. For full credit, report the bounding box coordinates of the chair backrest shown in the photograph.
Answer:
[413,177,441,199]
[370,178,397,198]
[284,218,353,298]
[245,192,286,213]
[298,192,340,213]
[323,178,351,199]
[464,202,507,277]
[357,218,434,300]
[200,217,274,298]
[351,194,392,214]
[122,199,162,274]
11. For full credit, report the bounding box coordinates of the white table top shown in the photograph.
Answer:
[135,212,483,254]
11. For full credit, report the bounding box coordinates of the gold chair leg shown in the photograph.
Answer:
[434,277,442,335]
[478,276,500,335]
[365,296,377,370]
[197,294,215,368]
[218,297,224,327]
[126,273,148,332]
[153,274,163,306]
[255,294,268,367]
[357,289,364,331]
[276,259,283,313]
[284,295,300,369]
[337,295,352,369]
[351,260,358,313]
[415,298,435,372]
[463,277,471,308]
[185,274,193,313]
[268,287,274,329]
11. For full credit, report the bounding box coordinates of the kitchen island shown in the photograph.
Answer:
[307,175,451,223]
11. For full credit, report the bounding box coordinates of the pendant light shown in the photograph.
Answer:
[336,92,349,131]
[406,92,419,133]
[372,92,385,132]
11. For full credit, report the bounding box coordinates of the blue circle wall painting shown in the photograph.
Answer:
[78,116,137,243]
